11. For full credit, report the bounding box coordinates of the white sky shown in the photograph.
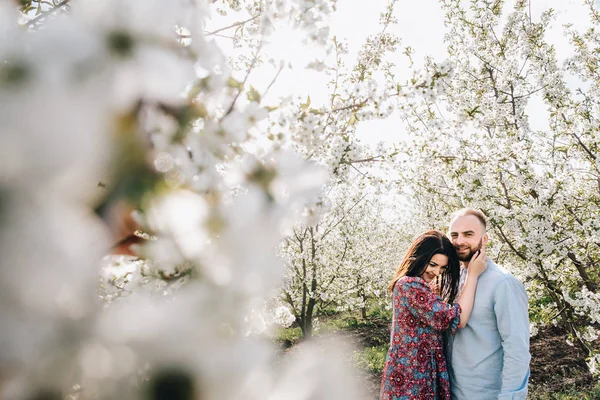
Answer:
[211,0,594,147]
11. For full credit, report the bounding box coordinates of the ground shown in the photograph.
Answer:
[275,315,600,400]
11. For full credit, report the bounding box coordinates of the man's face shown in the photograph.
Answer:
[449,215,487,262]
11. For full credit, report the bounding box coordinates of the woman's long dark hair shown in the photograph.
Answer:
[388,230,460,304]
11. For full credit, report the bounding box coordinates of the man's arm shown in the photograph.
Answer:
[493,277,531,400]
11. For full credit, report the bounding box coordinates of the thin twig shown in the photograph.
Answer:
[223,42,263,118]
[262,62,285,100]
[25,0,69,27]
[550,306,566,320]
[205,15,259,36]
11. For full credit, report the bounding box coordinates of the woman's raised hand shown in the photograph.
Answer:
[467,243,487,278]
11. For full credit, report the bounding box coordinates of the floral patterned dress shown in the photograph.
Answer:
[380,276,462,400]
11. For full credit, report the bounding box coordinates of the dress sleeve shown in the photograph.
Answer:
[401,278,462,333]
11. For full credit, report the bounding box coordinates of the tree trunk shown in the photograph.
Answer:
[360,287,367,319]
[302,297,316,338]
[300,317,312,338]
[299,227,319,339]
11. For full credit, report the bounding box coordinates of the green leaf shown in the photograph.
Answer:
[301,95,311,110]
[247,85,261,103]
[227,77,243,89]
[348,113,359,126]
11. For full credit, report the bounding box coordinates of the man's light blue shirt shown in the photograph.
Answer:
[446,259,531,400]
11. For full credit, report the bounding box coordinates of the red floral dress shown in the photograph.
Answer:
[380,276,461,400]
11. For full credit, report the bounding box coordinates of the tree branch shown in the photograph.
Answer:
[25,0,69,28]
[205,15,259,36]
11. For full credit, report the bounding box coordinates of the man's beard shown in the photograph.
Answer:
[456,238,483,262]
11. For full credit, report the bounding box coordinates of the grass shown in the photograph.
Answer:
[325,315,360,330]
[368,305,392,321]
[314,312,366,334]
[352,344,388,374]
[528,382,600,399]
[275,326,302,347]
[275,307,600,399]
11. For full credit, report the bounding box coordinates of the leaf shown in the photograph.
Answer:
[348,113,359,126]
[301,95,311,110]
[247,85,261,103]
[194,103,208,119]
[227,77,243,89]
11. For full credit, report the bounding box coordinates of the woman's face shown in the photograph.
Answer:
[421,253,448,283]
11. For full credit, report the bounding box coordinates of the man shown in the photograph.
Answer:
[446,208,530,399]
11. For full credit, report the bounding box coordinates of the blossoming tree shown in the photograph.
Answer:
[0,0,384,398]
[280,180,407,337]
[395,0,600,375]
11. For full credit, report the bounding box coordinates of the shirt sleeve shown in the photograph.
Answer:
[402,279,462,333]
[493,277,531,399]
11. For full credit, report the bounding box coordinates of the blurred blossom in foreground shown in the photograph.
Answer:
[0,0,370,399]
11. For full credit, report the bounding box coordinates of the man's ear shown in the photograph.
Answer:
[483,233,489,245]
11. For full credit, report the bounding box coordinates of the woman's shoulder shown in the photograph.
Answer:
[394,276,428,290]
[397,276,424,284]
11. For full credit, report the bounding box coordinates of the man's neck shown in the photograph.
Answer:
[462,261,469,269]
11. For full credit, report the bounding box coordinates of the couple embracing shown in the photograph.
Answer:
[380,208,531,400]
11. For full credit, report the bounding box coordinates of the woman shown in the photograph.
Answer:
[379,230,487,400]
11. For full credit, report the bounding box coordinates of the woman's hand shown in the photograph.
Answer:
[457,243,488,329]
[467,243,487,278]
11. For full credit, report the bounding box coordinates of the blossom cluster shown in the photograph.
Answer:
[0,0,372,398]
